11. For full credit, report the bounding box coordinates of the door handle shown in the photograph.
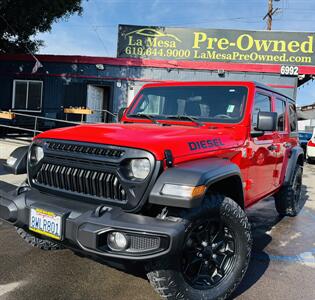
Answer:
[267,144,277,151]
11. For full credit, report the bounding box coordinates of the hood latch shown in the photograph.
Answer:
[164,149,173,167]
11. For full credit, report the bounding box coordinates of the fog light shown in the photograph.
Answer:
[107,232,129,251]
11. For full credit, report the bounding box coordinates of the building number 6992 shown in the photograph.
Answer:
[280,65,299,76]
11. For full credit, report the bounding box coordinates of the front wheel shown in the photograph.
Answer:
[146,194,252,300]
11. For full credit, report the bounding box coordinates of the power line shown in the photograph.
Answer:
[91,25,109,55]
[81,2,110,56]
[89,16,265,28]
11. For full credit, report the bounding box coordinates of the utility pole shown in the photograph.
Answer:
[263,0,280,30]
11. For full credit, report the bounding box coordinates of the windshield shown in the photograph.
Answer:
[127,85,248,123]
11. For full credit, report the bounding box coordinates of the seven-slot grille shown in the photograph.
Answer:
[46,141,124,158]
[35,163,127,201]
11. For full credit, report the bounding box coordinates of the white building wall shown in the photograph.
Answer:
[298,119,315,131]
[298,120,311,131]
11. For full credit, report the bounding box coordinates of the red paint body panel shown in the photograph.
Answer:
[36,122,247,162]
[35,81,299,209]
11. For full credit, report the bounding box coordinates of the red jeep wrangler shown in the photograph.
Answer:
[0,81,305,300]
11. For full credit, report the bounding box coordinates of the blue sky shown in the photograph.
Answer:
[36,0,315,106]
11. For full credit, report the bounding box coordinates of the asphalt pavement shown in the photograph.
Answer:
[0,139,315,300]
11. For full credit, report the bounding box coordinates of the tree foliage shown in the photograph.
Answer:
[0,0,84,54]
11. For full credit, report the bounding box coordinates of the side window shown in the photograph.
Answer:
[275,98,286,131]
[288,102,298,132]
[252,92,271,129]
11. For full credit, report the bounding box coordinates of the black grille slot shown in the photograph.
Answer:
[35,163,127,201]
[46,141,124,158]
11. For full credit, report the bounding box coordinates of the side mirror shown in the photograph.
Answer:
[251,111,277,137]
[3,146,29,175]
[117,107,127,122]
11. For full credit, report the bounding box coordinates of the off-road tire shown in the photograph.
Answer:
[146,194,252,300]
[274,164,304,217]
[16,227,62,250]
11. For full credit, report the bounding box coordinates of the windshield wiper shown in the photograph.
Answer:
[128,113,160,124]
[166,115,204,127]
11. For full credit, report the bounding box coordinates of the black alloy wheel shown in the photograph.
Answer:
[182,219,236,289]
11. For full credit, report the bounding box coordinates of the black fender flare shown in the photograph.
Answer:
[149,158,244,208]
[283,145,304,185]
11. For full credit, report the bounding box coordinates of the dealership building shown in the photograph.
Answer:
[298,103,315,132]
[1,25,315,129]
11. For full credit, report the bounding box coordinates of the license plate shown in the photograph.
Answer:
[29,208,62,240]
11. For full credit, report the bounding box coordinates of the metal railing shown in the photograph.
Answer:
[0,110,115,136]
[93,109,117,118]
[92,109,118,123]
[61,107,117,123]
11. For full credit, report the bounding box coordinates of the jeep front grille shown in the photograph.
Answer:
[35,163,127,201]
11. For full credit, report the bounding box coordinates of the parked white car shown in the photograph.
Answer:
[306,129,315,163]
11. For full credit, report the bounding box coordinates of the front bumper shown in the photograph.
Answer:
[0,181,186,260]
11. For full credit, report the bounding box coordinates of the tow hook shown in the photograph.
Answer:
[16,180,31,195]
[94,205,112,217]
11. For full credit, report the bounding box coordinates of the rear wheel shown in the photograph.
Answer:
[274,164,304,217]
[146,194,252,300]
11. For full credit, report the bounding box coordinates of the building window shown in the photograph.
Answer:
[12,80,43,111]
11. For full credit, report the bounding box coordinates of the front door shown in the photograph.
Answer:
[86,85,104,123]
[247,91,276,203]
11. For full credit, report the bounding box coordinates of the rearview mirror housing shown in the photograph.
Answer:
[117,107,127,122]
[251,111,277,137]
[256,111,277,132]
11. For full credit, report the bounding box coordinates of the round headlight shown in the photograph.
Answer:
[130,158,151,179]
[29,145,44,164]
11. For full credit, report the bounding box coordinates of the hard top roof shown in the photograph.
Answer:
[141,80,294,102]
